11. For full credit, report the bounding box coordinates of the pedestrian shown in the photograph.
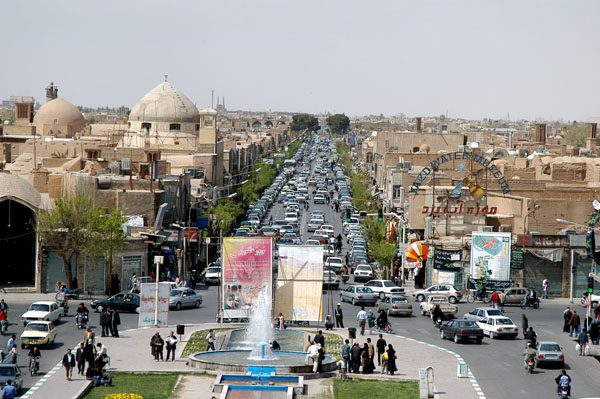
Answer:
[96,342,107,357]
[62,348,76,381]
[578,329,589,356]
[150,332,164,361]
[305,341,320,373]
[1,380,17,399]
[499,290,506,313]
[76,342,86,375]
[314,330,325,351]
[521,314,528,339]
[110,308,120,337]
[589,318,599,345]
[325,315,334,330]
[335,303,344,328]
[376,334,387,366]
[278,313,285,329]
[99,308,109,337]
[568,310,581,337]
[525,327,537,346]
[105,307,113,337]
[490,290,499,309]
[165,331,178,361]
[83,327,95,370]
[6,335,15,352]
[0,299,8,312]
[110,274,120,296]
[563,307,572,333]
[367,338,375,371]
[360,343,371,374]
[367,310,376,334]
[341,339,351,373]
[542,278,549,299]
[350,343,362,373]
[207,329,216,351]
[386,344,397,375]
[356,307,367,336]
[100,370,112,386]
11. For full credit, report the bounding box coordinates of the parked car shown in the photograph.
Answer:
[463,307,504,322]
[353,265,374,283]
[413,285,463,303]
[377,295,413,317]
[21,301,63,326]
[440,319,484,344]
[420,295,458,319]
[502,287,530,305]
[0,364,23,394]
[535,341,565,368]
[91,292,140,313]
[169,289,203,310]
[340,285,378,306]
[364,280,405,297]
[323,271,341,290]
[20,321,57,349]
[476,316,519,339]
[204,267,222,285]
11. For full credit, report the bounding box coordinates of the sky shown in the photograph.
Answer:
[1,0,599,121]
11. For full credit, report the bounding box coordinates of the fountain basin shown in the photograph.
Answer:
[188,350,337,374]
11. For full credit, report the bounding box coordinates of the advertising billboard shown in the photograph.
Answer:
[275,245,323,322]
[470,232,511,282]
[222,237,272,320]
[138,282,170,327]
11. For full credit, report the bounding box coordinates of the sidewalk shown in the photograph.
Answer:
[24,321,484,399]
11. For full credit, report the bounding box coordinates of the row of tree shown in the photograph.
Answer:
[291,113,350,135]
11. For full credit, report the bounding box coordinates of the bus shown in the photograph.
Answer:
[283,159,296,172]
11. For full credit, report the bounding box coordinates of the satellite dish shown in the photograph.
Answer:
[593,200,600,211]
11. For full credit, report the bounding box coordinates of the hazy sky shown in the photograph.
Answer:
[2,0,599,121]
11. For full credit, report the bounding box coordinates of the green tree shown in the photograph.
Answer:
[209,200,243,236]
[291,114,319,132]
[564,122,587,147]
[327,114,350,135]
[90,208,127,291]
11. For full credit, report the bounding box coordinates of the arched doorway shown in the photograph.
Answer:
[0,199,37,287]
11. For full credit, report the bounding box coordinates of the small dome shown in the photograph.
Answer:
[419,144,431,153]
[130,82,199,123]
[33,98,86,129]
[0,172,42,210]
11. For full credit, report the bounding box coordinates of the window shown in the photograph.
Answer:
[169,123,181,131]
[141,122,152,131]
[393,185,403,199]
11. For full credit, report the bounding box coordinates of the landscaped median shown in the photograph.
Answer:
[82,373,178,399]
[333,379,418,399]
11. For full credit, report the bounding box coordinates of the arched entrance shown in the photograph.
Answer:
[0,199,37,286]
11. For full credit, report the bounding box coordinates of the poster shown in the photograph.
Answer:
[433,248,462,272]
[138,282,170,327]
[222,237,272,320]
[275,245,324,322]
[470,232,511,281]
[436,271,456,285]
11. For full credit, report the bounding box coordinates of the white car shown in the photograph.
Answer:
[21,301,63,326]
[412,284,463,304]
[354,264,374,283]
[323,271,341,290]
[320,224,335,236]
[364,280,405,298]
[325,257,344,273]
[284,212,298,223]
[204,267,221,285]
[476,316,519,339]
[313,194,326,204]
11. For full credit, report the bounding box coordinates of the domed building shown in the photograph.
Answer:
[32,83,87,137]
[125,78,206,149]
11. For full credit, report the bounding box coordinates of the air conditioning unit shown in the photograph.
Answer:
[186,168,196,178]
[499,225,513,232]
[480,226,494,232]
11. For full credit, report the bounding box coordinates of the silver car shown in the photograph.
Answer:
[535,341,565,368]
[0,364,23,395]
[340,285,378,306]
[463,307,504,322]
[169,288,203,310]
[377,295,413,316]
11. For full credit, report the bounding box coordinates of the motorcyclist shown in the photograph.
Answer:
[522,342,537,369]
[527,288,537,307]
[524,327,537,346]
[478,283,487,301]
[28,346,41,371]
[555,369,571,396]
[431,305,444,325]
[376,309,389,331]
[76,303,89,324]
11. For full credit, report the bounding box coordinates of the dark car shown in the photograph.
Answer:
[91,292,140,313]
[440,319,484,344]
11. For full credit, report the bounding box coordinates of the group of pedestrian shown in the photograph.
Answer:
[341,335,397,375]
[304,330,326,373]
[150,331,178,361]
[563,306,599,356]
[80,327,110,384]
[99,307,121,338]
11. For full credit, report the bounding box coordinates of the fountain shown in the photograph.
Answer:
[188,288,337,374]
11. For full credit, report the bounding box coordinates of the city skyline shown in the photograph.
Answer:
[2,0,599,121]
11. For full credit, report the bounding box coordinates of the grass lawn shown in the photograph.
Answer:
[82,372,178,399]
[181,328,230,357]
[333,379,419,399]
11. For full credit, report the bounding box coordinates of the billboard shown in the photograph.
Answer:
[275,245,323,322]
[470,232,511,282]
[222,237,272,320]
[138,282,170,327]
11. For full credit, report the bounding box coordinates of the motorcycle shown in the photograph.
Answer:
[55,291,69,315]
[558,384,569,398]
[433,317,443,329]
[56,281,80,300]
[466,290,491,303]
[520,297,540,309]
[526,358,535,374]
[1,319,7,335]
[29,356,39,376]
[76,313,88,329]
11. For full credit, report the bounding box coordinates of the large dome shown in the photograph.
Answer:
[33,98,86,128]
[129,82,199,123]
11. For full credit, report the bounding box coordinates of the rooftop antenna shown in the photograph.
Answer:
[164,74,168,82]
[211,89,214,109]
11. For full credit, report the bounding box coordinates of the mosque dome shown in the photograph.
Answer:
[129,81,199,123]
[33,98,86,132]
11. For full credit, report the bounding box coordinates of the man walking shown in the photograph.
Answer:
[165,331,178,361]
[376,334,387,366]
[335,304,344,328]
[490,290,499,309]
[207,329,216,351]
[521,314,528,339]
[110,308,120,337]
[499,291,506,313]
[99,308,109,337]
[356,307,368,336]
[341,339,351,373]
[578,329,589,356]
[62,348,76,381]
[542,278,549,299]
[1,380,17,399]
[367,338,375,371]
[569,310,581,337]
[6,335,15,352]
[75,343,86,375]
[314,330,325,352]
